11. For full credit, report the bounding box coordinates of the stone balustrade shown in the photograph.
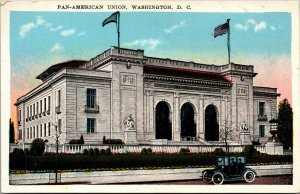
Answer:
[10,143,279,155]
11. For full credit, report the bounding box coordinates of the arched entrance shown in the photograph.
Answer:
[205,105,219,141]
[180,103,196,140]
[155,101,172,140]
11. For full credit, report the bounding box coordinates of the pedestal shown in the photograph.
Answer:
[239,132,252,145]
[265,141,283,155]
[124,130,138,144]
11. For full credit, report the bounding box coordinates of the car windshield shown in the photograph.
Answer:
[217,157,229,166]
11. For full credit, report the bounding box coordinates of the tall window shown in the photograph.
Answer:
[19,130,22,140]
[37,125,39,137]
[30,127,32,139]
[48,96,51,111]
[37,102,39,114]
[58,90,61,106]
[259,102,265,115]
[259,125,265,137]
[33,104,35,116]
[30,105,32,117]
[19,110,21,122]
[44,98,47,112]
[87,89,96,108]
[27,128,29,139]
[44,123,47,137]
[40,100,43,113]
[27,107,29,119]
[33,126,35,138]
[48,122,51,136]
[87,118,95,133]
[40,124,43,137]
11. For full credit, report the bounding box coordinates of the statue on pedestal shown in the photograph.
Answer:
[240,120,249,132]
[123,114,135,130]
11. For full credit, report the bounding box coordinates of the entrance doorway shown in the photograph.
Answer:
[180,103,196,140]
[205,105,219,141]
[155,101,172,140]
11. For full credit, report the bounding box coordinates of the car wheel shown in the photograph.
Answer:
[212,172,224,185]
[202,171,212,183]
[244,170,255,183]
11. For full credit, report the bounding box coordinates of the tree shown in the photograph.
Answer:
[9,119,15,143]
[277,98,293,149]
[219,116,239,152]
[30,138,46,155]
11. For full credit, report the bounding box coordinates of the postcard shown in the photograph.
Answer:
[1,0,299,193]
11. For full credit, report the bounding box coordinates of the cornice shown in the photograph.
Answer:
[144,74,232,87]
[15,73,112,106]
[221,70,257,77]
[253,91,281,97]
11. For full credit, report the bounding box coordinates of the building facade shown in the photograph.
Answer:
[15,47,280,145]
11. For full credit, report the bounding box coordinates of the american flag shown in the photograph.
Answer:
[214,22,229,38]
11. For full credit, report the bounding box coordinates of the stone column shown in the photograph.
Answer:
[149,90,154,132]
[173,92,180,141]
[198,97,204,139]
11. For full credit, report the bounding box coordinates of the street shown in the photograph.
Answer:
[129,175,292,185]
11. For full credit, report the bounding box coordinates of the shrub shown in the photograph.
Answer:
[69,135,84,144]
[88,148,94,155]
[147,148,152,154]
[179,148,190,154]
[24,148,30,155]
[213,148,225,156]
[252,140,261,146]
[243,145,259,158]
[82,149,88,155]
[30,138,45,155]
[141,148,148,155]
[100,149,106,155]
[18,149,24,155]
[105,148,112,155]
[79,135,84,144]
[11,148,25,156]
[69,139,77,144]
[94,148,100,155]
[12,148,19,154]
[103,138,124,144]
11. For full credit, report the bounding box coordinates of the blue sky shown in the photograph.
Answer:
[10,12,291,65]
[10,11,292,122]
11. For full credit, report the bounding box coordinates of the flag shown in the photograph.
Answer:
[102,12,119,27]
[214,21,229,38]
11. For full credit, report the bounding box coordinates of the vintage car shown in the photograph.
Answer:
[202,156,256,185]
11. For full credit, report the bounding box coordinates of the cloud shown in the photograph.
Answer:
[19,16,64,38]
[77,31,85,36]
[19,22,36,38]
[254,21,267,32]
[50,43,64,52]
[234,18,270,32]
[270,26,276,31]
[60,29,76,37]
[46,23,64,32]
[123,39,162,50]
[234,23,248,31]
[36,16,45,25]
[164,20,187,34]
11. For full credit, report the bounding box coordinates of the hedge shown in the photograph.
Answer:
[9,151,292,172]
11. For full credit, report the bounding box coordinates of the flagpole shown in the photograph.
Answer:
[227,19,231,65]
[117,12,120,48]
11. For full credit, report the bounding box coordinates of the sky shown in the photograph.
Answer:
[10,11,292,128]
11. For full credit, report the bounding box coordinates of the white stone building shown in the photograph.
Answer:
[15,47,280,145]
